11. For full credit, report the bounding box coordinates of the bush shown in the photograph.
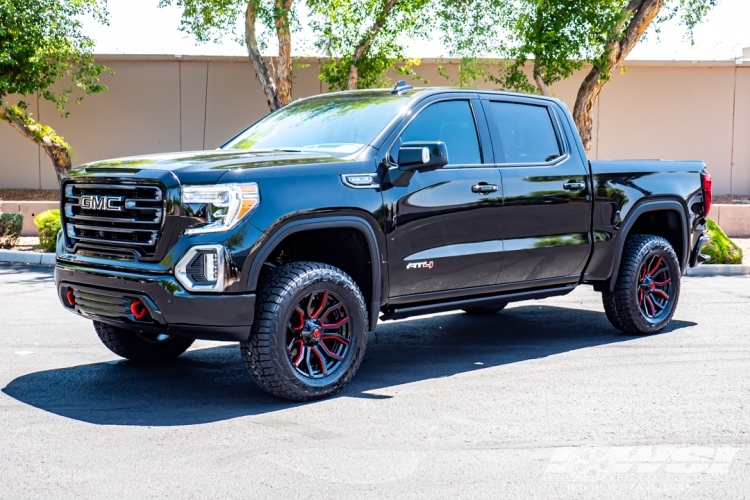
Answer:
[703,219,743,264]
[33,209,61,252]
[0,213,23,249]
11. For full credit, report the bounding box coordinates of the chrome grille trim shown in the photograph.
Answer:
[63,182,165,259]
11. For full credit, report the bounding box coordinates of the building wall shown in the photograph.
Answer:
[0,55,748,195]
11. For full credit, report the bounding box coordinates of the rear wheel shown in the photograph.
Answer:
[463,303,508,315]
[93,321,194,362]
[242,262,368,401]
[602,235,681,335]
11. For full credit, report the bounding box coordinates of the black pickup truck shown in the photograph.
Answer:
[55,83,712,400]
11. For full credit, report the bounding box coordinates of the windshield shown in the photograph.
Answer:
[222,91,412,156]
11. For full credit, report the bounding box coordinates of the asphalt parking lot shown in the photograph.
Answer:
[0,263,748,499]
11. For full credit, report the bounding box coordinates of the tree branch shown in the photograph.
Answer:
[274,0,294,106]
[573,0,664,152]
[347,0,400,90]
[1,103,72,185]
[245,0,281,110]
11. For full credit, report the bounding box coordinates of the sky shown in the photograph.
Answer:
[83,0,750,61]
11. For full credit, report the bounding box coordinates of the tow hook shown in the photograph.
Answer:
[130,299,150,320]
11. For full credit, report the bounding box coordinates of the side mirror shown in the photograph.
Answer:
[397,141,449,172]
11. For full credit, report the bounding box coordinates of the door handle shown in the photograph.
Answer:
[563,181,586,191]
[472,183,498,194]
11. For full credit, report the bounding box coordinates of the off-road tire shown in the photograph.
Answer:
[93,321,194,361]
[602,234,681,335]
[463,303,508,315]
[242,262,368,401]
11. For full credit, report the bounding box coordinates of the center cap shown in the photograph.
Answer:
[312,329,321,339]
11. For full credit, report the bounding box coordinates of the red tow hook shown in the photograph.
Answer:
[130,299,149,320]
[66,289,76,307]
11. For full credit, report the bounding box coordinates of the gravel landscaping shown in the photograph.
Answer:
[0,189,59,202]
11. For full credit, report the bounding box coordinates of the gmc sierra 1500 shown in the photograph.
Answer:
[55,82,711,400]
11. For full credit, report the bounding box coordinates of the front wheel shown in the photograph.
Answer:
[602,234,681,335]
[94,321,194,361]
[242,262,368,401]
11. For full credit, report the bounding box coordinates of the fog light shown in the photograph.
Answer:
[175,245,226,292]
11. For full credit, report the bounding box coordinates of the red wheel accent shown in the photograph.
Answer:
[638,254,672,320]
[285,289,351,379]
[291,308,305,332]
[310,291,327,319]
[321,316,349,329]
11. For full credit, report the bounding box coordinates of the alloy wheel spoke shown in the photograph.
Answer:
[319,302,344,324]
[322,316,349,329]
[321,333,350,346]
[652,289,669,301]
[291,307,305,332]
[320,341,344,361]
[312,346,328,375]
[645,295,656,317]
[310,291,328,319]
[648,257,663,276]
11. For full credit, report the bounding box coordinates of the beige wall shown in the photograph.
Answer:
[1,55,748,194]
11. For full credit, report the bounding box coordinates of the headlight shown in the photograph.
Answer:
[182,183,260,234]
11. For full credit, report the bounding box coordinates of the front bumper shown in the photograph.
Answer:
[55,262,255,341]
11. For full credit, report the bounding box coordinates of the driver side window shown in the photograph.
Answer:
[399,100,482,165]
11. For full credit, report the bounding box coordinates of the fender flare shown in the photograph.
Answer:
[608,200,689,293]
[245,216,384,331]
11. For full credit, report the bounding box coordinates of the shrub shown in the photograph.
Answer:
[0,213,24,249]
[33,209,61,252]
[703,219,743,264]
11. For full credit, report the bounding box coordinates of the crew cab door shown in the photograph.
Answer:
[381,97,504,297]
[481,96,592,284]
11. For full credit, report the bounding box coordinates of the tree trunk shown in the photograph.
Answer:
[573,0,664,152]
[274,0,294,106]
[1,104,71,185]
[347,0,400,90]
[245,1,281,111]
[533,60,550,96]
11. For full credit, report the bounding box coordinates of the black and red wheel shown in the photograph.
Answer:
[602,234,681,335]
[242,262,368,401]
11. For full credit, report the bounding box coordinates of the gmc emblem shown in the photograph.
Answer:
[406,261,434,270]
[80,195,125,211]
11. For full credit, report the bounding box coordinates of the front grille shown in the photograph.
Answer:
[63,182,164,258]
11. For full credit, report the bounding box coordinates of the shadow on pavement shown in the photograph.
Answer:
[2,305,695,426]
[0,263,55,285]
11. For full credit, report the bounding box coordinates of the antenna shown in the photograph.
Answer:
[391,80,414,95]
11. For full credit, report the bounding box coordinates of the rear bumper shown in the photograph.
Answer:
[55,262,255,341]
[689,232,710,267]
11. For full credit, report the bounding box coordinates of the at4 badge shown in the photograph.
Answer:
[406,261,434,270]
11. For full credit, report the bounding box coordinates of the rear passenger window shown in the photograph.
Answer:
[400,100,482,165]
[488,102,561,163]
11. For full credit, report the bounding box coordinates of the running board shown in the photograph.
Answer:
[380,285,576,321]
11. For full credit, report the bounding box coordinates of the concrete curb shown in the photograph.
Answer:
[0,250,56,266]
[685,265,750,277]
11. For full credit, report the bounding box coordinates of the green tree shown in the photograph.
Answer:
[0,0,110,184]
[573,0,717,152]
[309,0,431,91]
[160,0,298,111]
[440,0,717,152]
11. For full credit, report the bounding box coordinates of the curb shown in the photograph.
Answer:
[0,250,56,266]
[685,265,750,277]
